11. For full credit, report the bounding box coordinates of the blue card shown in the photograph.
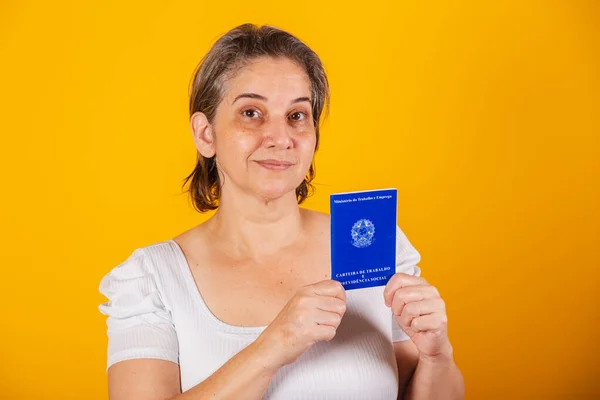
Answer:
[330,188,398,290]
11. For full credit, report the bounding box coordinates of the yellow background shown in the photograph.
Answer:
[1,1,599,399]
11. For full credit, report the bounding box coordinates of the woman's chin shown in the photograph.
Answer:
[252,182,298,203]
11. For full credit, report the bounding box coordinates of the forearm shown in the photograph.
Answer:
[172,337,281,400]
[404,348,465,400]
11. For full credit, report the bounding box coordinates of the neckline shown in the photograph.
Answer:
[167,239,267,335]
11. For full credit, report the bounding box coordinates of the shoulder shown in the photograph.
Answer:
[170,219,214,252]
[301,207,330,230]
[394,224,422,276]
[300,208,331,246]
[98,240,182,296]
[99,246,151,290]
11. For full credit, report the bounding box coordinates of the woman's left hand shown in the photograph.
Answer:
[383,273,453,359]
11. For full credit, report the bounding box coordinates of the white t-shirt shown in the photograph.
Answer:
[98,225,422,399]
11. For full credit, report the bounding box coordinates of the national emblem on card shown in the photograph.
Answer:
[351,219,375,248]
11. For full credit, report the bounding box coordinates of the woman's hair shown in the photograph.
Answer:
[182,23,330,213]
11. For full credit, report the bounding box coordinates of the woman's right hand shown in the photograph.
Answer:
[255,280,347,368]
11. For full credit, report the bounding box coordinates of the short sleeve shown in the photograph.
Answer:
[98,248,179,371]
[392,225,422,342]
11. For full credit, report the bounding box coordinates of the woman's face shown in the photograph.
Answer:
[206,56,317,202]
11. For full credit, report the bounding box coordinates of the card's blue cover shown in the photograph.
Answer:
[330,188,398,290]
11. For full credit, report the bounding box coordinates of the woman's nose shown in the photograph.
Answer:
[264,117,293,149]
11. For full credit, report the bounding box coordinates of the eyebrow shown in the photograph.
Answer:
[231,92,311,105]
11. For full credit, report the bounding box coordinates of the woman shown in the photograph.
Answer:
[99,23,464,400]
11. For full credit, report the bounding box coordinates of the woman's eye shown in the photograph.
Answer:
[242,109,260,119]
[290,112,306,121]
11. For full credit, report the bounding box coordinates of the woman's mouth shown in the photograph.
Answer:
[255,160,294,170]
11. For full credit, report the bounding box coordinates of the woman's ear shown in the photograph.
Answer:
[190,111,216,158]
